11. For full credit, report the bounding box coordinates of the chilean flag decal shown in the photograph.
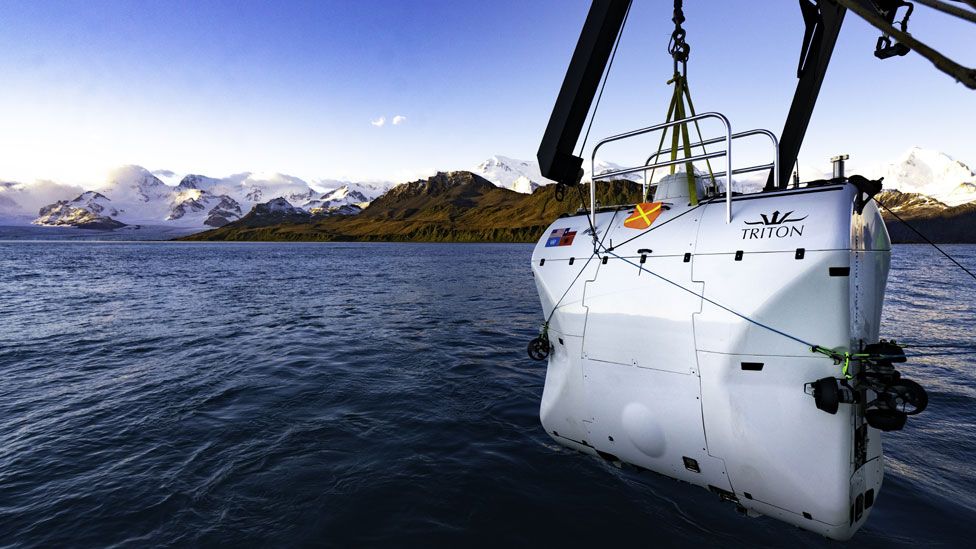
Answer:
[545,227,577,247]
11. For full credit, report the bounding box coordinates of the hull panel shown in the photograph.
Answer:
[533,182,891,540]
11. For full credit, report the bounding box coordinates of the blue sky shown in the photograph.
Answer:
[0,0,972,185]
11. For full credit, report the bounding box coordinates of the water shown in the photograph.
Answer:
[0,241,973,547]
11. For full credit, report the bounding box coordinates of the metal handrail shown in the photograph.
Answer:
[597,150,727,181]
[590,112,732,228]
[643,128,780,196]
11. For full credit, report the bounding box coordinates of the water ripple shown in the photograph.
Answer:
[0,242,973,546]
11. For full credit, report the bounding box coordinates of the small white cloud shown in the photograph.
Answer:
[370,116,386,127]
[392,115,407,126]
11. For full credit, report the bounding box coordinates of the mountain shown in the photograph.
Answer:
[474,155,643,193]
[182,171,644,242]
[6,147,975,239]
[34,191,126,230]
[7,166,394,231]
[228,197,311,228]
[28,166,246,228]
[167,188,243,227]
[0,179,87,225]
[21,166,329,229]
[474,156,546,193]
[185,170,976,244]
[877,147,976,206]
[876,190,976,243]
[311,180,394,200]
[170,172,317,213]
[302,184,376,213]
[223,186,398,230]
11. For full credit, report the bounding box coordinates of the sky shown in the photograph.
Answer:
[0,0,972,187]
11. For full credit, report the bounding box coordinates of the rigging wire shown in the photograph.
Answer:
[535,1,973,367]
[602,249,819,350]
[876,199,976,282]
[575,180,600,247]
[594,217,969,364]
[598,248,974,363]
[577,1,632,158]
[547,5,634,226]
[543,252,597,326]
[606,201,704,250]
[537,209,972,368]
[543,205,622,326]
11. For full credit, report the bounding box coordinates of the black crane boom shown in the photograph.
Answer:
[536,0,631,188]
[767,0,847,190]
[538,0,974,193]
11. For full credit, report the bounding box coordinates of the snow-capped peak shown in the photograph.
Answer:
[320,186,368,203]
[262,197,303,214]
[301,180,392,213]
[25,166,332,228]
[97,165,170,204]
[878,147,976,206]
[176,174,222,191]
[474,155,643,193]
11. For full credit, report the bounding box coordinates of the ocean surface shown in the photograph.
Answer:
[0,241,973,547]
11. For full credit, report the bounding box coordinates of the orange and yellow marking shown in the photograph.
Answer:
[623,202,664,230]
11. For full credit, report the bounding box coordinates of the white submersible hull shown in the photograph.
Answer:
[532,180,891,540]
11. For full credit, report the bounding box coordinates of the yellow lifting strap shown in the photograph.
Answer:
[647,72,717,206]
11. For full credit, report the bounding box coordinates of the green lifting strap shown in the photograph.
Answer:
[646,72,718,205]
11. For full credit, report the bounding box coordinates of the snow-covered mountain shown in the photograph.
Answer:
[31,166,250,228]
[313,180,393,199]
[8,166,398,229]
[474,155,643,193]
[875,147,976,206]
[475,156,546,193]
[34,191,125,229]
[167,188,242,227]
[14,166,342,229]
[4,147,973,231]
[301,181,392,214]
[255,197,308,217]
[0,179,86,224]
[171,172,318,209]
[473,148,976,203]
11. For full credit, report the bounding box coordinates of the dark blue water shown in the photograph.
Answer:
[0,242,973,547]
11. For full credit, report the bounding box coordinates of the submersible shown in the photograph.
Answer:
[524,0,958,539]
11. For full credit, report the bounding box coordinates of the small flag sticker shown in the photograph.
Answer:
[624,202,664,230]
[545,227,577,247]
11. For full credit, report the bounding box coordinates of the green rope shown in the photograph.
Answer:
[811,346,879,379]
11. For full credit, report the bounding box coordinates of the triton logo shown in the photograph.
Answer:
[744,210,808,226]
[741,210,807,240]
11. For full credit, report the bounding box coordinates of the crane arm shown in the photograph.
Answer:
[537,0,632,188]
[539,0,974,192]
[771,0,976,189]
[768,0,847,190]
